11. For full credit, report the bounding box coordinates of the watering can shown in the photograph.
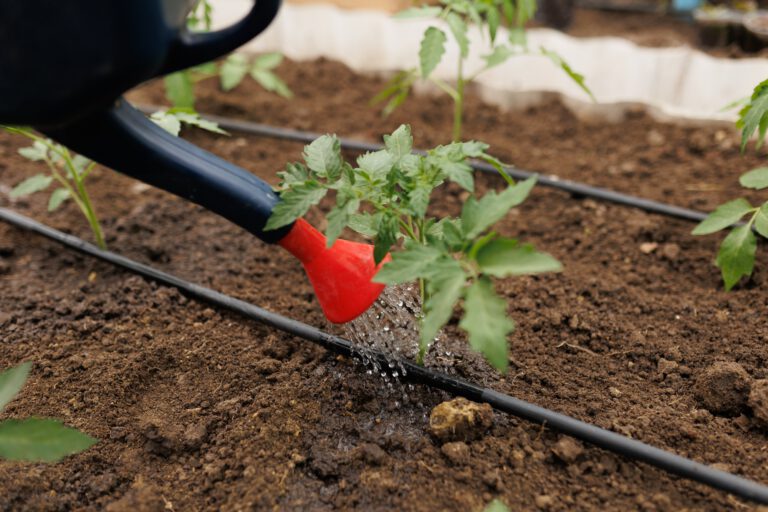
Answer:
[0,0,385,323]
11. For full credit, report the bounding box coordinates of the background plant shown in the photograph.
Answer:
[265,125,561,371]
[693,79,768,290]
[375,0,593,141]
[2,127,107,249]
[0,363,96,462]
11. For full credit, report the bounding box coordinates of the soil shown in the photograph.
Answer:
[2,57,768,511]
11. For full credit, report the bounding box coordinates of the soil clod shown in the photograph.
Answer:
[693,362,752,417]
[552,437,585,464]
[748,379,768,427]
[428,398,493,442]
[440,441,470,465]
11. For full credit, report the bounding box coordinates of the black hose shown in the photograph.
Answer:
[2,206,767,504]
[137,105,710,224]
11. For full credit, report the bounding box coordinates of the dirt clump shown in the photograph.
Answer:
[441,441,471,465]
[551,437,584,464]
[748,379,768,427]
[693,362,751,416]
[428,398,494,442]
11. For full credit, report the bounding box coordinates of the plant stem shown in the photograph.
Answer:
[59,149,106,250]
[452,57,465,142]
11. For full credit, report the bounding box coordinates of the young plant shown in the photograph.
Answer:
[0,363,96,462]
[158,0,292,133]
[375,0,593,141]
[693,79,768,290]
[265,125,561,371]
[2,127,107,249]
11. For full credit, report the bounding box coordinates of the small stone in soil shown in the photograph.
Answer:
[428,398,493,442]
[693,362,751,417]
[749,379,768,427]
[551,437,584,464]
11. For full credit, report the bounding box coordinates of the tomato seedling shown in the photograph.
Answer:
[2,127,107,249]
[375,0,593,141]
[266,125,561,371]
[0,363,96,463]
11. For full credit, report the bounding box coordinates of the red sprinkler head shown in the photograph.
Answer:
[278,219,389,324]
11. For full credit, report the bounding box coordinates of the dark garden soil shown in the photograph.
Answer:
[2,57,768,511]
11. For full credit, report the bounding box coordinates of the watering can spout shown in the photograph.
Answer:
[279,219,389,324]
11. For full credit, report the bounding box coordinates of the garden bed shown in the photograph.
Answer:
[1,57,768,510]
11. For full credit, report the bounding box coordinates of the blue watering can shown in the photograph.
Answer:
[0,0,387,323]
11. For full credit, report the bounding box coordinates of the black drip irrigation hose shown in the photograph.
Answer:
[2,206,768,505]
[137,105,710,224]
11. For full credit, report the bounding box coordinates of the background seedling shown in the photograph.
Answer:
[2,127,107,249]
[695,79,768,290]
[375,0,593,141]
[266,125,561,371]
[0,363,96,462]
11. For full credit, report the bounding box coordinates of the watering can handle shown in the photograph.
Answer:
[42,100,292,244]
[158,0,281,76]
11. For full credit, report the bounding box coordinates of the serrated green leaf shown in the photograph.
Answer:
[716,225,757,291]
[11,174,53,198]
[476,238,562,276]
[739,79,768,151]
[461,176,537,238]
[18,141,49,161]
[265,183,327,231]
[460,277,513,372]
[483,45,515,69]
[446,13,469,58]
[440,159,474,192]
[149,111,182,136]
[304,135,342,180]
[326,197,360,248]
[220,54,249,91]
[756,203,768,238]
[693,198,754,235]
[171,112,227,135]
[541,48,594,101]
[250,69,293,98]
[164,72,195,109]
[48,188,70,212]
[374,214,400,264]
[357,150,394,180]
[740,167,768,190]
[394,6,443,18]
[384,125,413,162]
[0,418,96,462]
[70,155,92,176]
[253,52,284,70]
[277,162,310,186]
[0,363,31,412]
[374,242,443,284]
[458,140,490,158]
[348,212,381,238]
[419,27,447,78]
[408,183,432,217]
[420,258,467,354]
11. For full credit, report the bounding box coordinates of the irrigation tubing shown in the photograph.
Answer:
[2,207,768,505]
[137,105,710,224]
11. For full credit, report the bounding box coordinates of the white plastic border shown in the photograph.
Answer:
[212,1,768,122]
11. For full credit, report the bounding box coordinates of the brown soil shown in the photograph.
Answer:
[2,58,768,511]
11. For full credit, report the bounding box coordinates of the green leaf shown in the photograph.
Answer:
[692,198,754,235]
[483,45,515,69]
[47,188,70,212]
[357,150,394,180]
[440,159,474,192]
[476,238,562,276]
[70,155,92,176]
[516,0,537,25]
[0,419,96,463]
[374,242,443,284]
[348,212,381,238]
[374,214,400,264]
[0,363,31,412]
[11,174,53,198]
[420,258,467,354]
[716,225,757,291]
[326,198,360,248]
[508,28,527,47]
[253,52,284,70]
[446,13,469,58]
[738,79,768,151]
[171,112,227,135]
[265,182,327,231]
[250,68,293,98]
[487,6,500,43]
[18,141,49,162]
[408,183,433,217]
[460,277,513,372]
[755,203,768,238]
[304,135,343,180]
[149,110,182,136]
[164,72,195,109]
[541,48,595,101]
[740,167,768,190]
[220,54,249,91]
[394,6,443,18]
[502,0,515,23]
[277,162,310,186]
[461,176,537,239]
[384,125,413,162]
[419,27,447,78]
[484,499,510,512]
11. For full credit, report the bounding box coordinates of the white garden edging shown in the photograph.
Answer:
[211,1,768,122]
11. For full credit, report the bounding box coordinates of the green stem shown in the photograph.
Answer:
[452,57,465,143]
[59,149,106,250]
